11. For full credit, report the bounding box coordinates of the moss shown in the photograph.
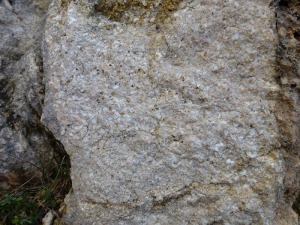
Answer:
[94,0,182,23]
[155,0,181,23]
[94,0,144,21]
[61,0,71,9]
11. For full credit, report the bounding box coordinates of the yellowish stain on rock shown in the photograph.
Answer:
[94,0,182,23]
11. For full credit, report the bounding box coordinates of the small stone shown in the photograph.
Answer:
[42,210,56,225]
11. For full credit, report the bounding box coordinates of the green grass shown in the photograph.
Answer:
[0,156,71,225]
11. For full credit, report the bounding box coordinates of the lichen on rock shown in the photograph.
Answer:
[94,0,182,23]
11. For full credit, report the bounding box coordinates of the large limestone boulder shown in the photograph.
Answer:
[42,0,297,224]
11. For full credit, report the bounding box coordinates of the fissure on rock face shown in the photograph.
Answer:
[0,2,72,224]
[0,0,71,175]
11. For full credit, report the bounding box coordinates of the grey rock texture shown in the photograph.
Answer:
[0,0,61,174]
[41,0,300,224]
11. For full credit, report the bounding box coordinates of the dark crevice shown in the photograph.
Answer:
[0,65,71,175]
[209,221,224,225]
[0,69,72,222]
[293,191,300,215]
[294,30,300,41]
[0,0,72,223]
[278,0,290,7]
[8,0,14,6]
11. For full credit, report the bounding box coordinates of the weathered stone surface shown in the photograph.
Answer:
[274,0,300,220]
[42,0,300,224]
[3,0,300,223]
[0,0,58,174]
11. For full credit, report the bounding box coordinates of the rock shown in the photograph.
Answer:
[274,207,298,225]
[0,0,61,174]
[2,0,298,223]
[275,0,300,219]
[42,0,299,224]
[42,210,56,225]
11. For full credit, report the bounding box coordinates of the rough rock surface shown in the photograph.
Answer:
[274,0,300,220]
[0,0,58,173]
[41,0,300,224]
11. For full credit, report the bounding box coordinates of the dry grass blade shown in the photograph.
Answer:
[0,155,71,225]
